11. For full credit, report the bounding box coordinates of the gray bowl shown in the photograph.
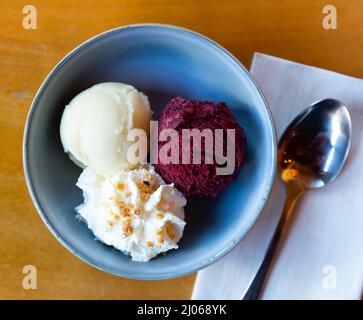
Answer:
[23,24,276,280]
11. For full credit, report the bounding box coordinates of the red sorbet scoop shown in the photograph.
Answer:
[155,97,246,198]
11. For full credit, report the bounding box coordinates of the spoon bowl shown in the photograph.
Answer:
[278,98,352,189]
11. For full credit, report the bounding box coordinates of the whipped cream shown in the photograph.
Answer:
[76,165,186,262]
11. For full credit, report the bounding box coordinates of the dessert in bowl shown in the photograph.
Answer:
[23,24,276,279]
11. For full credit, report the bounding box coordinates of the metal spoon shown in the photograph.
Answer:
[244,98,352,300]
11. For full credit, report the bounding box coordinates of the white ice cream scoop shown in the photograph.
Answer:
[60,82,152,178]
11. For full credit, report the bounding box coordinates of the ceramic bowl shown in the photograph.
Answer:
[23,24,276,279]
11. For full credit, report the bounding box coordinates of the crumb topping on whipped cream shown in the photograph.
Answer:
[76,164,186,262]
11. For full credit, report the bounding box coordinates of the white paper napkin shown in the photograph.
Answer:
[192,53,363,300]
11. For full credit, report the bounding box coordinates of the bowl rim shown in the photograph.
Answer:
[23,23,277,280]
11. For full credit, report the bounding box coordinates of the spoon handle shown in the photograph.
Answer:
[243,182,304,300]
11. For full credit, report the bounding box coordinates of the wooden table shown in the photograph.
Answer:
[1,0,362,299]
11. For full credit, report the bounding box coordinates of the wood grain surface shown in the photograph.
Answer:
[0,0,362,299]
